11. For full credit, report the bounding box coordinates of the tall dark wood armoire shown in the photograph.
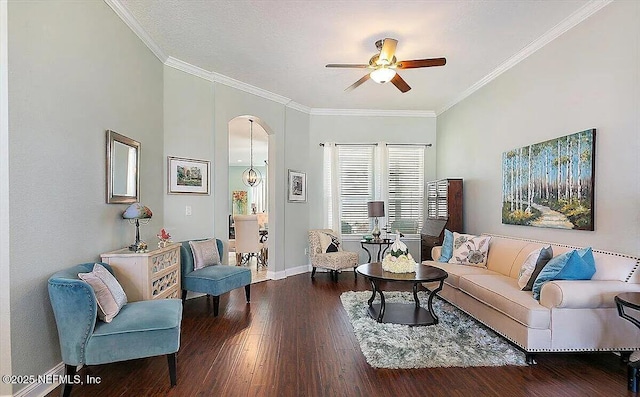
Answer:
[421,178,463,260]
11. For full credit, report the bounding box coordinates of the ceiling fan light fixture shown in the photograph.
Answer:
[370,67,396,84]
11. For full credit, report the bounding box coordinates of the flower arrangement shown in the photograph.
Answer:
[381,232,417,273]
[157,228,172,248]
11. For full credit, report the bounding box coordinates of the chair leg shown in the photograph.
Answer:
[61,364,76,397]
[212,295,220,316]
[311,267,316,278]
[181,289,187,302]
[167,353,177,387]
[236,252,241,266]
[245,284,251,302]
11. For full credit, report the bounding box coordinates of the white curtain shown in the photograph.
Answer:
[375,142,389,230]
[323,142,342,237]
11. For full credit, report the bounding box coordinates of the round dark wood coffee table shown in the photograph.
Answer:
[356,262,448,326]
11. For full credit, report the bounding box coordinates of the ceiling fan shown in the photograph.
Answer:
[326,38,446,93]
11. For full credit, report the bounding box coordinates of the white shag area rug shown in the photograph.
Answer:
[340,290,527,369]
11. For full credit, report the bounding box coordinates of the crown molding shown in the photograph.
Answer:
[164,56,214,82]
[310,108,436,118]
[108,0,608,119]
[436,0,613,116]
[286,101,313,114]
[104,0,167,62]
[164,56,296,106]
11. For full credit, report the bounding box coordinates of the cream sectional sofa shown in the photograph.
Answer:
[424,234,640,363]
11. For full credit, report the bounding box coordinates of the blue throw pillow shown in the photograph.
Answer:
[531,247,596,300]
[438,229,454,262]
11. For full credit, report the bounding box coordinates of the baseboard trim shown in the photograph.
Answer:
[13,362,64,397]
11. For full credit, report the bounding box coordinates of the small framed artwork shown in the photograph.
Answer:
[287,169,307,203]
[167,156,210,195]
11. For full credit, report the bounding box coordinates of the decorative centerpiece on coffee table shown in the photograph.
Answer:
[381,233,417,273]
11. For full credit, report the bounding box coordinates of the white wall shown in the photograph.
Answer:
[8,0,164,394]
[284,107,311,269]
[308,114,437,261]
[436,1,639,256]
[0,1,10,395]
[163,66,215,241]
[163,68,312,274]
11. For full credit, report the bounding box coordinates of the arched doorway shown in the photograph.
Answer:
[228,116,270,282]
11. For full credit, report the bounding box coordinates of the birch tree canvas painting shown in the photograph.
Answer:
[502,129,596,230]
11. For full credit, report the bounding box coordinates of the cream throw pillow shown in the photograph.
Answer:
[78,264,127,323]
[189,239,221,270]
[448,233,491,267]
[517,248,542,289]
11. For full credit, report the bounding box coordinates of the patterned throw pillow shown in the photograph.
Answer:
[78,263,128,323]
[448,233,491,267]
[189,239,221,270]
[318,231,342,253]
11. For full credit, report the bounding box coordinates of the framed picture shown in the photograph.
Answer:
[287,169,307,203]
[501,129,595,230]
[167,156,210,195]
[232,190,247,215]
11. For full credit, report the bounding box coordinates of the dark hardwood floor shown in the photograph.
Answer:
[48,272,632,397]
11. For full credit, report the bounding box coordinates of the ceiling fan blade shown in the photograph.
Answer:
[345,74,370,92]
[326,64,369,68]
[391,73,411,93]
[378,38,398,65]
[396,57,446,69]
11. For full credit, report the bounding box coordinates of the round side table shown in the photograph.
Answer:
[615,292,640,392]
[360,238,392,263]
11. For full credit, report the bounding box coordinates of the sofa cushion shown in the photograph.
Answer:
[78,263,127,323]
[532,248,596,300]
[458,274,550,329]
[437,229,454,262]
[183,265,251,297]
[180,239,224,275]
[86,298,182,365]
[517,248,542,290]
[318,230,342,253]
[426,261,501,289]
[523,246,553,291]
[189,238,221,270]
[448,233,491,268]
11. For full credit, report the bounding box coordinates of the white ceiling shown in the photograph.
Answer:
[113,0,601,163]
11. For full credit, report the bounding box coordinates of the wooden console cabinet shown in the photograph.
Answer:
[100,243,181,301]
[421,179,463,260]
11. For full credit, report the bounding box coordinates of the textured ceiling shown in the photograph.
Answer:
[118,0,591,112]
[114,0,598,164]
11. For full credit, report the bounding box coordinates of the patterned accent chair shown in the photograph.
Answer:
[308,229,359,281]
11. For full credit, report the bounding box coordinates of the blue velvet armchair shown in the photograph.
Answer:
[180,239,251,316]
[48,263,182,397]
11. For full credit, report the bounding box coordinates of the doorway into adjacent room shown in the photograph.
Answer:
[228,116,269,283]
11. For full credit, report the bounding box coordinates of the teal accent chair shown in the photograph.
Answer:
[48,263,182,397]
[180,239,251,316]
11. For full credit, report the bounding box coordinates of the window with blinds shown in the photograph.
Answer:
[387,146,424,234]
[338,146,375,234]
